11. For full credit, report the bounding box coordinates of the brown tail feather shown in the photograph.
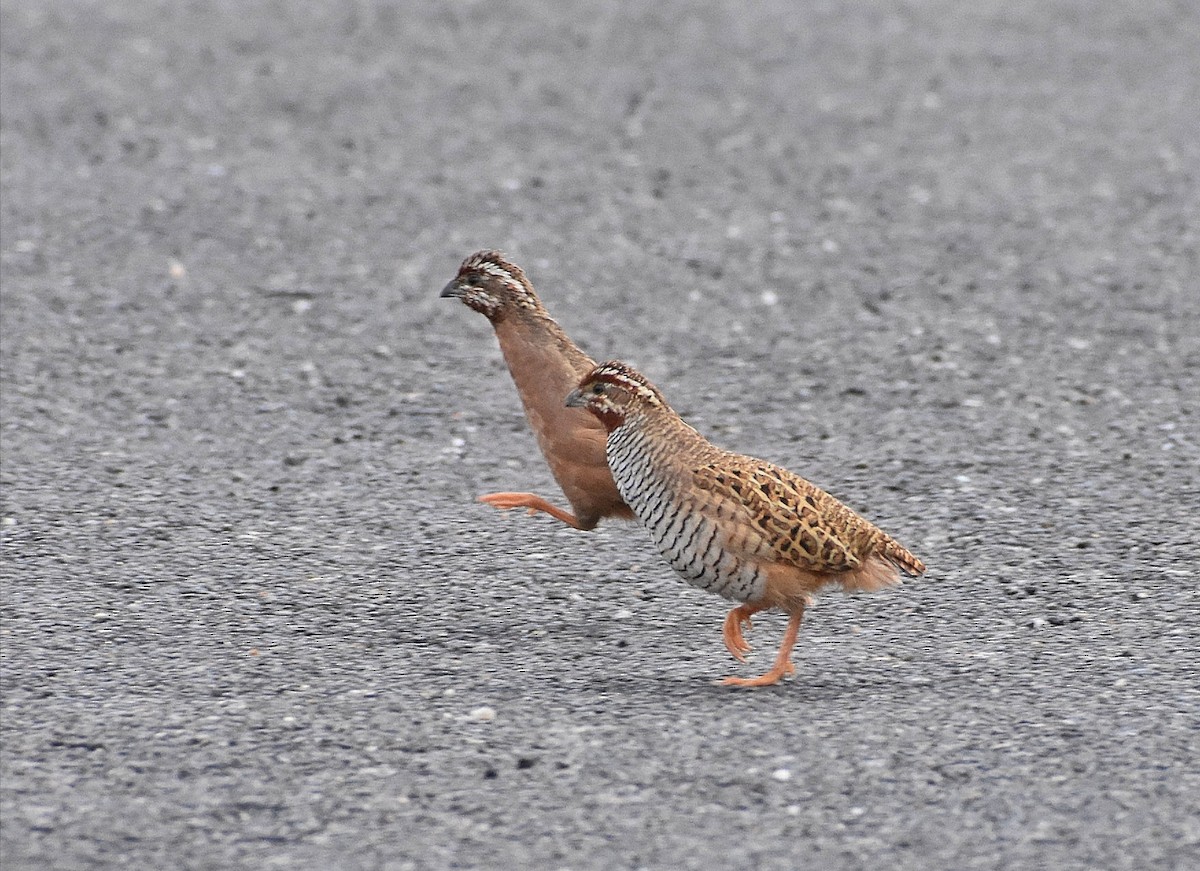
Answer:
[880,537,925,577]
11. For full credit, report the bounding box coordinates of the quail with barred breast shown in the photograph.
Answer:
[566,361,925,687]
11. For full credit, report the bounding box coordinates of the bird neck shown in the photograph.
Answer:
[610,407,711,457]
[491,311,597,410]
[606,409,715,514]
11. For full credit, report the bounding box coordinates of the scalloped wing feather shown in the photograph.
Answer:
[691,458,880,574]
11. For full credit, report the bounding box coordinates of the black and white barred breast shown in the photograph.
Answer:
[606,422,767,604]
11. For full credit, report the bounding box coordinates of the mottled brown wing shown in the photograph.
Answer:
[691,458,875,573]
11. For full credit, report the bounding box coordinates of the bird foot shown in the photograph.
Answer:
[721,605,760,664]
[720,660,796,688]
[478,492,584,529]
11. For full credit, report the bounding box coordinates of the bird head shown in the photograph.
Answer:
[565,361,668,431]
[439,250,542,321]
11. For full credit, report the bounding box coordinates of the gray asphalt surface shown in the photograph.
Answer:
[2,2,1198,869]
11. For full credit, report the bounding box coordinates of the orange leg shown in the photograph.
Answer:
[721,603,767,663]
[722,607,804,688]
[478,492,585,530]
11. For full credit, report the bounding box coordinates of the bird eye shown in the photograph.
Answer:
[591,382,605,394]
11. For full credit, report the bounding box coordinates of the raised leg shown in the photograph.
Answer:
[721,603,767,663]
[478,492,585,530]
[722,607,804,688]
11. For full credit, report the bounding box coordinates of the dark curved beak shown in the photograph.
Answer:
[564,387,585,408]
[440,279,465,299]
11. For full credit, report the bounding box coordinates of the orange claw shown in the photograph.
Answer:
[721,660,796,688]
[721,604,764,663]
[720,610,803,688]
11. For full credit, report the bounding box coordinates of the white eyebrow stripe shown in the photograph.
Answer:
[595,365,662,405]
[474,262,515,280]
